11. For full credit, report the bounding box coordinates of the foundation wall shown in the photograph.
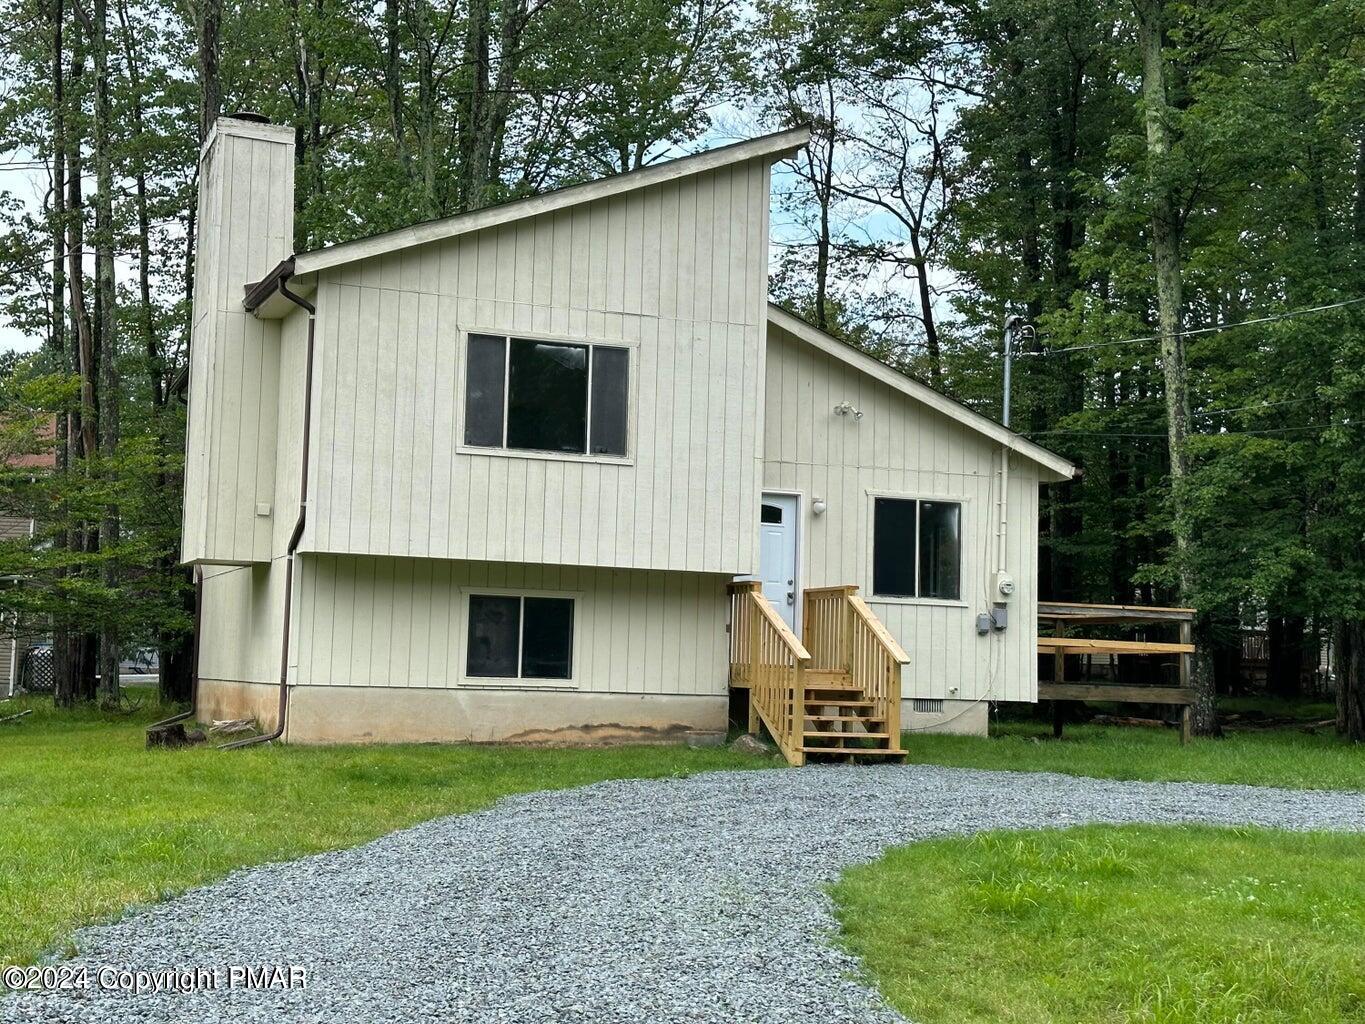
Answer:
[900,697,989,737]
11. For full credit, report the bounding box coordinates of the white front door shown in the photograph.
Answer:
[758,493,799,630]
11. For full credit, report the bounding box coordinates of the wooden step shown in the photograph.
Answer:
[805,679,862,691]
[803,730,892,740]
[800,746,905,756]
[804,714,885,723]
[803,698,875,709]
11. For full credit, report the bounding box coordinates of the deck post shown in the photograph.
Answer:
[747,595,760,735]
[1178,619,1193,745]
[1052,622,1066,739]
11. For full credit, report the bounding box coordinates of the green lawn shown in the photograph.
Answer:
[0,696,775,966]
[904,718,1365,791]
[834,825,1365,1024]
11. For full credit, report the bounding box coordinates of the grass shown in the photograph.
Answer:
[0,695,775,967]
[834,825,1365,1024]
[904,718,1365,791]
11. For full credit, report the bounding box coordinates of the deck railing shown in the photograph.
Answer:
[804,585,909,744]
[727,581,811,766]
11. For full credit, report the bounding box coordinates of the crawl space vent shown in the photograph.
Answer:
[912,698,945,715]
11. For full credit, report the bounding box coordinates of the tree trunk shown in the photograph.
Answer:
[199,0,220,138]
[1135,0,1215,734]
[49,0,75,709]
[1268,615,1306,700]
[458,0,492,210]
[89,0,120,707]
[1337,619,1365,742]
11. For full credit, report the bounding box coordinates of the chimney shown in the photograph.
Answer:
[194,115,296,314]
[182,116,296,566]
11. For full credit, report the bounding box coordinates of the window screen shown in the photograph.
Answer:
[464,335,507,447]
[919,501,961,600]
[589,347,629,456]
[507,340,588,453]
[466,595,520,677]
[873,498,918,597]
[521,597,574,679]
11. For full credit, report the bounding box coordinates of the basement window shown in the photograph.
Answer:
[466,594,574,680]
[873,497,961,601]
[464,334,628,456]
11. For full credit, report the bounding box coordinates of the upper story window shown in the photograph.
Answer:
[464,334,628,457]
[872,497,962,601]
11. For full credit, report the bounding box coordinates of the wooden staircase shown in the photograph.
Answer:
[727,583,909,766]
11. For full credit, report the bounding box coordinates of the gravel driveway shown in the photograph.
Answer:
[6,764,1364,1024]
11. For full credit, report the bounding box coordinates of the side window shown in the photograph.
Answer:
[872,497,961,600]
[466,594,574,680]
[872,498,917,597]
[464,333,628,456]
[464,335,507,447]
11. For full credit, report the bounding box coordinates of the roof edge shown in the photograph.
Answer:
[294,126,811,277]
[766,304,1078,482]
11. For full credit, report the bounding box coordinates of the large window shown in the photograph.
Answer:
[466,594,574,680]
[872,497,961,601]
[464,334,628,456]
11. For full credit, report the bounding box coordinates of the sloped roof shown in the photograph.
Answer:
[768,304,1077,482]
[292,127,811,277]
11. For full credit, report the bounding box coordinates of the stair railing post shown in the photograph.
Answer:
[747,593,760,735]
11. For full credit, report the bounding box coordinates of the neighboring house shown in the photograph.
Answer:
[0,435,55,697]
[183,116,1074,747]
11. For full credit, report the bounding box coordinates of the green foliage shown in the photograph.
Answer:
[902,719,1365,791]
[834,825,1365,1024]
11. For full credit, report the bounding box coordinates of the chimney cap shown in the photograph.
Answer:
[228,110,272,124]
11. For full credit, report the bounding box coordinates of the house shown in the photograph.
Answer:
[0,432,56,697]
[183,116,1074,753]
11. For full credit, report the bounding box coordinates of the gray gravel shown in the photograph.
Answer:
[5,764,1363,1024]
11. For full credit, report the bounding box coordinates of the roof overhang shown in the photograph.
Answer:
[767,304,1077,483]
[242,257,317,319]
[292,126,811,277]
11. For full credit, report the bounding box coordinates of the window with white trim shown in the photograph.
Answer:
[464,334,628,456]
[466,594,575,680]
[872,497,962,601]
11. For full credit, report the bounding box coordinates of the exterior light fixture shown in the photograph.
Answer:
[834,401,863,419]
[812,497,827,516]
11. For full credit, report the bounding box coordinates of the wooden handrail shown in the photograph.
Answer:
[728,586,810,766]
[849,594,910,664]
[803,585,907,753]
[1037,637,1194,655]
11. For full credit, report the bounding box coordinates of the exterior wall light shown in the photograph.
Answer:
[833,401,863,419]
[812,497,827,516]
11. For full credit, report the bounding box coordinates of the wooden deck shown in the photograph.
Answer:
[1039,602,1197,744]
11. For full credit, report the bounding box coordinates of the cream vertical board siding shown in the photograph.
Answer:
[181,119,294,564]
[302,158,772,575]
[292,555,730,696]
[763,321,1044,704]
[197,561,285,685]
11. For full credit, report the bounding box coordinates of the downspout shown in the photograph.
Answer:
[222,274,316,749]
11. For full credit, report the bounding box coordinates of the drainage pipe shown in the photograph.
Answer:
[222,273,316,749]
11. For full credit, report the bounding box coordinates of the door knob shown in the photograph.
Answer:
[786,592,795,605]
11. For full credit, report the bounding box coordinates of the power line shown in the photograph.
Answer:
[1026,421,1351,440]
[1017,295,1365,357]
